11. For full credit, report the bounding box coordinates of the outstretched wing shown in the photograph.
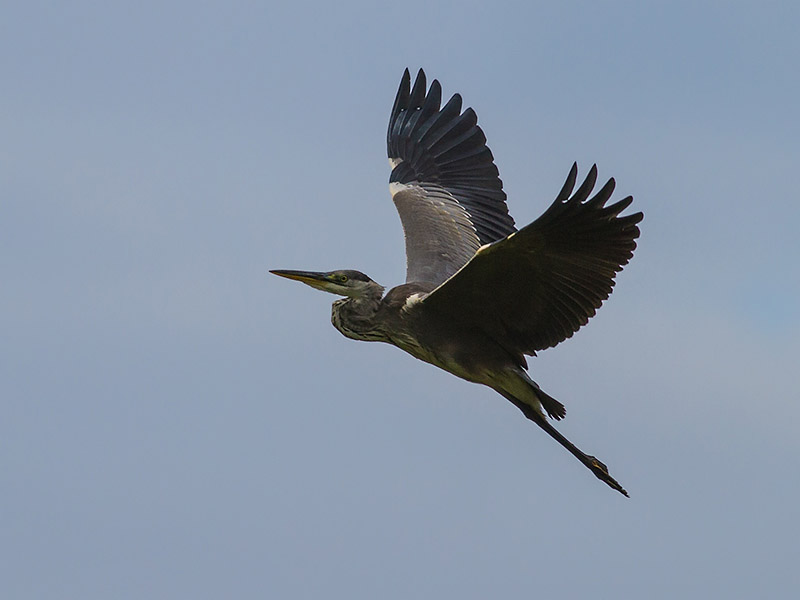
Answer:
[420,164,643,355]
[387,69,516,286]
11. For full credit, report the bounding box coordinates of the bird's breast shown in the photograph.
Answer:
[388,324,493,384]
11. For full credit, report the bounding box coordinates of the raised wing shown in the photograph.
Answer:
[420,164,643,355]
[387,69,516,285]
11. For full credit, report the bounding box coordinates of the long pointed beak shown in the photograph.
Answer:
[270,269,329,285]
[270,269,340,294]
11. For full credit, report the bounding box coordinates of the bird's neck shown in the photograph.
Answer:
[331,295,387,342]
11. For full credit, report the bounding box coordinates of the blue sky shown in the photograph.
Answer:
[3,1,799,598]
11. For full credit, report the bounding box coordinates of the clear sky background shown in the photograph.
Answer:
[3,1,799,598]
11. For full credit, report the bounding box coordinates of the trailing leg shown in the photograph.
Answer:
[501,390,629,497]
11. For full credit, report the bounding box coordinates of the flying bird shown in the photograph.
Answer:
[272,69,642,496]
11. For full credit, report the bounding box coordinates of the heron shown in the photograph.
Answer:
[272,69,642,496]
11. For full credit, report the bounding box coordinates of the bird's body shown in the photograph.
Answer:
[272,69,642,496]
[335,282,498,376]
[329,277,568,425]
[333,283,533,403]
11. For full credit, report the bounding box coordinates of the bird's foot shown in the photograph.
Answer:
[587,455,629,497]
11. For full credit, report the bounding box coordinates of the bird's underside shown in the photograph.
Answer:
[272,68,642,497]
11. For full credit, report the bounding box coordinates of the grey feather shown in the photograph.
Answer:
[387,69,516,285]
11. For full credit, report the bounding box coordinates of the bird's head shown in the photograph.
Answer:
[270,269,385,299]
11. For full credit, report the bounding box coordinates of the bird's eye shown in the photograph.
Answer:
[339,274,348,283]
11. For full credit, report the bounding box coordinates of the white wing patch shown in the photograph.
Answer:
[389,181,411,198]
[389,157,403,169]
[401,292,425,313]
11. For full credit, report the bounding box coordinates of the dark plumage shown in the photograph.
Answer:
[272,69,642,496]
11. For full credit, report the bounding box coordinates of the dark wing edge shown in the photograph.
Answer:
[387,69,517,284]
[420,163,643,355]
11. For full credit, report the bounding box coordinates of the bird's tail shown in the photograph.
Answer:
[531,383,566,420]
